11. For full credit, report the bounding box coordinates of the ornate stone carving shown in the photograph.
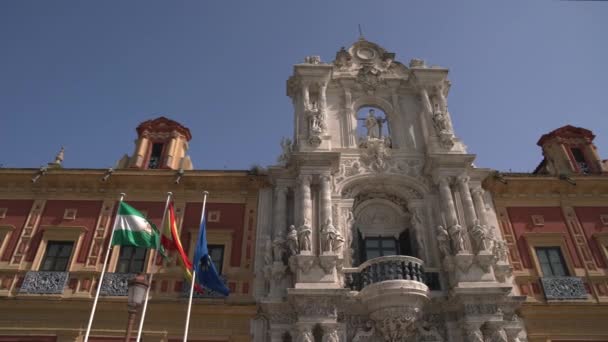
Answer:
[352,320,376,342]
[272,235,286,262]
[469,219,491,253]
[20,271,69,294]
[334,47,353,70]
[320,219,344,254]
[357,65,384,93]
[463,303,499,315]
[295,297,338,318]
[359,137,391,172]
[278,137,293,166]
[286,224,299,256]
[304,56,321,64]
[436,225,451,257]
[322,326,340,342]
[465,326,484,342]
[448,224,466,254]
[492,237,509,263]
[486,326,508,342]
[296,326,314,342]
[371,307,419,342]
[100,272,135,296]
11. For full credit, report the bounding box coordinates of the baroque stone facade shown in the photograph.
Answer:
[253,39,527,342]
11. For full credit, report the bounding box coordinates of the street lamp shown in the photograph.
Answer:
[124,273,149,342]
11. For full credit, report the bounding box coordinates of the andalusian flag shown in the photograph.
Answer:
[111,202,161,249]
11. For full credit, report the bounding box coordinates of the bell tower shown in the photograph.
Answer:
[116,117,193,170]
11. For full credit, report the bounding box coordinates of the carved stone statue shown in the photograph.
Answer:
[432,109,450,134]
[466,328,484,342]
[365,109,380,138]
[278,137,292,165]
[286,224,299,256]
[54,146,65,165]
[296,328,314,342]
[436,225,451,257]
[448,224,466,254]
[493,238,509,262]
[321,219,344,253]
[470,219,490,253]
[309,111,323,134]
[322,328,340,342]
[297,219,312,252]
[272,235,285,262]
[304,55,321,64]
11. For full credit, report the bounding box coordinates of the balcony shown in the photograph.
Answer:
[344,255,430,291]
[19,271,69,294]
[343,256,430,341]
[540,276,587,300]
[99,272,136,296]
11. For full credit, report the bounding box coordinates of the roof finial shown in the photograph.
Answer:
[358,24,364,40]
[49,146,64,168]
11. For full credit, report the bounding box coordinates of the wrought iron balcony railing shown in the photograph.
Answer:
[19,271,69,295]
[344,255,429,291]
[99,272,136,296]
[540,276,587,300]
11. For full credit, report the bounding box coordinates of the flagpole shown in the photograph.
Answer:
[84,192,126,342]
[183,190,209,342]
[135,192,172,342]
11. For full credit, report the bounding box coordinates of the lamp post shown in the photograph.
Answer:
[124,273,149,342]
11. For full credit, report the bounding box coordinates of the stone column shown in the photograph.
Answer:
[457,176,477,228]
[319,175,332,226]
[269,327,285,342]
[131,134,150,168]
[438,177,458,228]
[273,184,288,239]
[471,187,488,226]
[302,82,310,109]
[408,202,427,261]
[320,83,327,111]
[297,175,312,227]
[344,88,356,147]
[164,134,177,168]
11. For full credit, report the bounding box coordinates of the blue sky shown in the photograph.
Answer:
[1,1,606,172]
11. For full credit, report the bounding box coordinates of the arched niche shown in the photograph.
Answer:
[350,197,418,265]
[354,199,407,239]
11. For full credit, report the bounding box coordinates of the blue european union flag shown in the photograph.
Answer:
[193,217,230,296]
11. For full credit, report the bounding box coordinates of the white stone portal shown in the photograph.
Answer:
[254,38,526,342]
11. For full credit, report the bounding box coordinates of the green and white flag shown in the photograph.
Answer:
[111,202,161,249]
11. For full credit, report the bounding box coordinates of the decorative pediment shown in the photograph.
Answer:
[136,116,192,141]
[332,39,409,79]
[537,125,594,146]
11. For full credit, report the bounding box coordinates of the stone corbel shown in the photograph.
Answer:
[453,253,474,273]
[318,254,340,275]
[290,254,316,274]
[474,252,495,273]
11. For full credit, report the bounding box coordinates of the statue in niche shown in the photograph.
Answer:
[361,109,387,139]
[297,218,312,252]
[436,225,451,257]
[448,224,466,254]
[286,225,299,256]
[470,219,490,253]
[365,109,380,138]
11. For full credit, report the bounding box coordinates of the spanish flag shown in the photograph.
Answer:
[161,202,203,293]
